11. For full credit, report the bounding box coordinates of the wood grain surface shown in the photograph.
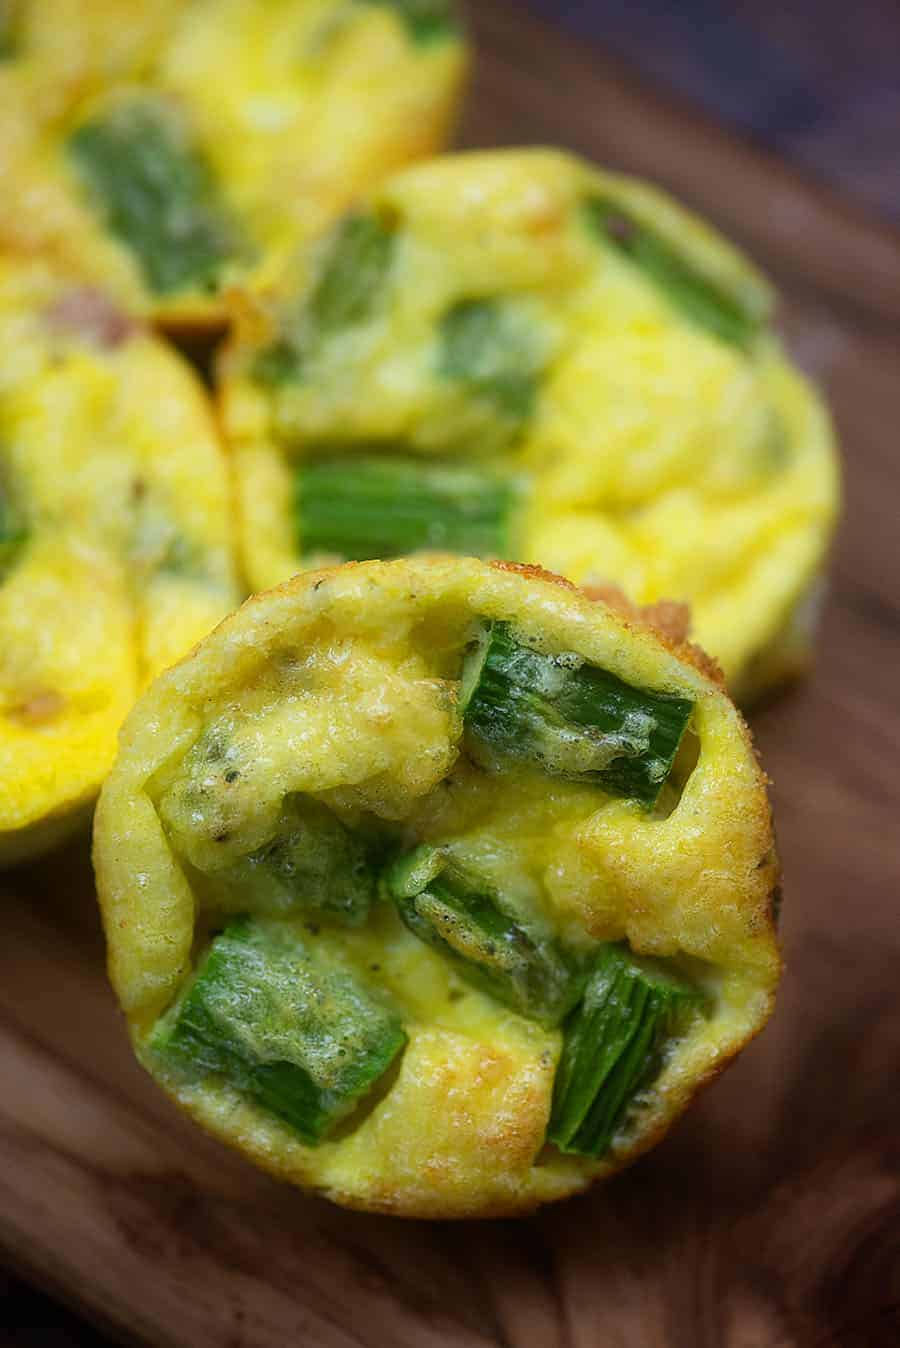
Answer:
[2,4,899,1345]
[526,0,900,227]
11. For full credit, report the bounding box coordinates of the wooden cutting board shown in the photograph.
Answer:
[3,6,899,1344]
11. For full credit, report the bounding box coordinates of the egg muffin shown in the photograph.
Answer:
[0,256,239,864]
[220,149,840,700]
[0,1,182,224]
[93,555,780,1217]
[0,1,178,113]
[0,0,468,329]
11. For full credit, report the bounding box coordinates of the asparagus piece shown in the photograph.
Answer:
[438,298,543,430]
[202,795,375,926]
[548,943,704,1157]
[359,0,460,44]
[583,194,761,349]
[0,469,26,575]
[254,212,396,384]
[0,0,22,58]
[151,917,406,1144]
[384,845,583,1026]
[309,213,396,334]
[68,98,239,295]
[129,494,204,582]
[460,623,693,807]
[295,455,517,560]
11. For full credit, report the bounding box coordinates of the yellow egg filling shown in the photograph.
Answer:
[221,148,840,696]
[0,0,468,326]
[0,257,239,862]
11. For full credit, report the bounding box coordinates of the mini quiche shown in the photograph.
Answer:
[0,256,239,864]
[0,1,182,226]
[220,148,840,701]
[0,0,468,328]
[93,556,780,1218]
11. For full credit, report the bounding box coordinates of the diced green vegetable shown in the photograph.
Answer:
[0,0,22,58]
[310,212,396,334]
[460,622,694,807]
[0,468,26,576]
[548,943,704,1157]
[252,336,302,387]
[129,494,203,582]
[295,454,518,560]
[150,917,406,1144]
[200,795,375,926]
[156,534,201,578]
[357,0,460,44]
[438,298,544,432]
[68,98,240,296]
[254,212,396,385]
[583,194,761,349]
[384,845,583,1025]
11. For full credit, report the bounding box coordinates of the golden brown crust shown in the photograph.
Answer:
[579,579,726,688]
[488,558,580,593]
[581,582,691,643]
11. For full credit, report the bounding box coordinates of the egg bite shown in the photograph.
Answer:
[0,256,239,864]
[0,0,468,329]
[0,1,182,223]
[220,148,840,700]
[94,555,780,1218]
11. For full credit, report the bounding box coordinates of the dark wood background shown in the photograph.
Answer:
[529,0,900,226]
[3,2,900,1343]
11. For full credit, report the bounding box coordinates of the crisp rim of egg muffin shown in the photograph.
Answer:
[94,556,780,1218]
[0,0,469,329]
[219,146,840,700]
[0,254,239,864]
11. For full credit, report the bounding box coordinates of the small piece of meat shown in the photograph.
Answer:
[9,689,66,726]
[45,288,139,349]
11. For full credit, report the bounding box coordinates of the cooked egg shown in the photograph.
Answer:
[0,256,239,863]
[220,148,840,699]
[94,556,780,1217]
[0,0,468,328]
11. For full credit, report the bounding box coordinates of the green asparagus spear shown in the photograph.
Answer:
[0,467,26,576]
[151,917,406,1144]
[384,845,583,1025]
[460,622,694,807]
[0,0,22,58]
[200,795,375,926]
[295,455,517,560]
[583,194,762,349]
[308,212,396,334]
[358,0,460,44]
[438,298,544,432]
[548,943,704,1157]
[68,98,240,296]
[254,212,396,384]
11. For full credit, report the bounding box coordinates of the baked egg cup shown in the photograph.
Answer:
[0,0,468,330]
[220,148,840,701]
[94,556,780,1217]
[0,255,239,863]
